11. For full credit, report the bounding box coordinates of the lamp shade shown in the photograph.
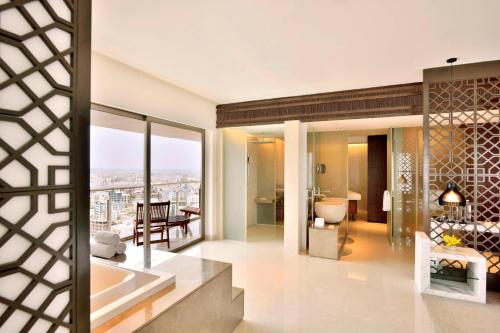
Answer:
[438,181,466,206]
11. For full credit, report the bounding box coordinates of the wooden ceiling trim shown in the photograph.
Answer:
[216,82,423,127]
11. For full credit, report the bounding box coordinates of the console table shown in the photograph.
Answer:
[415,232,486,303]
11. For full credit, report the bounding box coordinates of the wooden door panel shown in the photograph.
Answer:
[367,135,387,223]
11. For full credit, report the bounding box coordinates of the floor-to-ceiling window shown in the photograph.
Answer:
[90,104,204,251]
[150,121,203,248]
[90,109,144,239]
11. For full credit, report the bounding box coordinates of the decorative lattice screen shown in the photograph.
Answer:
[0,0,80,331]
[426,76,500,279]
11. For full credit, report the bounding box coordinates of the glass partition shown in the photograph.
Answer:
[307,130,349,252]
[391,127,423,244]
[246,136,284,226]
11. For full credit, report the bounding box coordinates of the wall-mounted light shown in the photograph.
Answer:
[315,164,326,174]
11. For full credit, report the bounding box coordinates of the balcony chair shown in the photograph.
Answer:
[134,201,171,247]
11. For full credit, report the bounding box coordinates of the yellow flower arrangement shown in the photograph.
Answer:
[443,234,462,247]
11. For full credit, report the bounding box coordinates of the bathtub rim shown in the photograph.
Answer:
[90,257,176,330]
[91,261,135,302]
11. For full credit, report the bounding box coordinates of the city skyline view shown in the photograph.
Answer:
[89,124,203,240]
[90,125,202,171]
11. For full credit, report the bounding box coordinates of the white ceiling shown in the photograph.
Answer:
[92,0,500,104]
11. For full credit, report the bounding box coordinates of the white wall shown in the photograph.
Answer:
[92,51,216,127]
[284,121,308,254]
[91,51,219,238]
[315,131,349,198]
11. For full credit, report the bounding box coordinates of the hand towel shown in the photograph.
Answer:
[94,231,120,246]
[115,242,126,255]
[314,217,325,228]
[91,242,116,259]
[383,190,391,212]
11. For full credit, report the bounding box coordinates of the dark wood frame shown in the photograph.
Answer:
[216,82,423,127]
[367,135,388,223]
[75,0,91,331]
[0,0,91,331]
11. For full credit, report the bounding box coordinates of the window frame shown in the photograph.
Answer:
[90,102,206,253]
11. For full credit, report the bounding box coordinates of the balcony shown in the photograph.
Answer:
[90,181,202,250]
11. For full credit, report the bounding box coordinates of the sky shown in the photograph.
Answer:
[90,126,202,171]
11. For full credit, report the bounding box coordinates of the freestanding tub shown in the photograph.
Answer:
[315,198,348,223]
[90,259,175,330]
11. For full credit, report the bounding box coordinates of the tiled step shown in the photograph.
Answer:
[232,286,244,301]
[230,286,244,332]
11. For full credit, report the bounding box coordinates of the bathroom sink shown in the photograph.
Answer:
[321,197,347,203]
[348,190,362,201]
[315,198,347,223]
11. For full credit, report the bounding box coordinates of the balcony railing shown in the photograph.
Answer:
[89,181,201,239]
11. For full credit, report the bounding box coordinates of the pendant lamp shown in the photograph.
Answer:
[438,58,466,207]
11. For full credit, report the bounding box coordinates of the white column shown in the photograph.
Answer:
[284,120,308,254]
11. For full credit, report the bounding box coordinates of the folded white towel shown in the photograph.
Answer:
[94,231,120,246]
[314,217,325,228]
[115,242,126,255]
[383,190,391,212]
[91,242,116,259]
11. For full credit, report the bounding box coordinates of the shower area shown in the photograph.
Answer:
[246,136,285,226]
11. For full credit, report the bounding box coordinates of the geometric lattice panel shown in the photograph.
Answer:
[0,0,75,331]
[392,127,423,236]
[426,75,500,279]
[397,152,414,194]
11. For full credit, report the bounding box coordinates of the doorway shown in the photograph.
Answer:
[221,125,285,242]
[306,117,423,261]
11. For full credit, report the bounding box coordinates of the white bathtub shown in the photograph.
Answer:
[90,259,175,330]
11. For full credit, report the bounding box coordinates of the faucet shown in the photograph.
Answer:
[313,187,330,197]
[309,187,331,220]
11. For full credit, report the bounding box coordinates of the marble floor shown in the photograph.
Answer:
[181,221,500,333]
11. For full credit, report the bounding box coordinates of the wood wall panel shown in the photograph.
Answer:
[367,135,387,223]
[217,82,422,127]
